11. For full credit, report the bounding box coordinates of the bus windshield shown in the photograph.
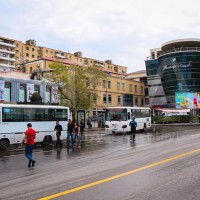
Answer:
[105,108,127,121]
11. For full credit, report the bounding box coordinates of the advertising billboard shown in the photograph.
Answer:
[176,92,200,109]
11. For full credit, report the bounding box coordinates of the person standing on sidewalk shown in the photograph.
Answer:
[66,119,75,148]
[80,119,85,136]
[73,122,80,146]
[22,123,36,168]
[129,117,137,141]
[54,121,63,147]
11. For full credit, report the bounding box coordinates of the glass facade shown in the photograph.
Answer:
[146,51,200,107]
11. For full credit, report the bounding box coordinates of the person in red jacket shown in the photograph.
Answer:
[22,123,36,168]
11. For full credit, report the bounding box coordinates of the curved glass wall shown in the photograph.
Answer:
[158,52,200,107]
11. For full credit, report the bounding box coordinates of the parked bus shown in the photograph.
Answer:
[105,107,151,133]
[0,104,70,150]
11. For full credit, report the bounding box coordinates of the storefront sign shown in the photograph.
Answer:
[0,80,5,102]
[163,63,192,71]
[27,83,34,102]
[51,86,58,103]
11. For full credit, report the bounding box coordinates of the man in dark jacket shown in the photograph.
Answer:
[129,117,137,141]
[80,119,85,136]
[54,121,63,146]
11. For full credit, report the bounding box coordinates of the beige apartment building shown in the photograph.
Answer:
[1,36,126,74]
[25,58,146,108]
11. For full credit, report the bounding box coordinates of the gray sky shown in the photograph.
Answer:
[1,0,200,72]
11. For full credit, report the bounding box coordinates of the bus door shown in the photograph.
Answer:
[14,131,24,144]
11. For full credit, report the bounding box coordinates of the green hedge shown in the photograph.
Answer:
[153,115,191,124]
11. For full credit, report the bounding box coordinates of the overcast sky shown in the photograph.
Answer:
[1,0,200,72]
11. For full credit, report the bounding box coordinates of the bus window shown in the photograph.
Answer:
[3,107,24,122]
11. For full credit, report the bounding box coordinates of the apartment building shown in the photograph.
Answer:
[24,58,146,108]
[0,36,127,75]
[0,36,16,72]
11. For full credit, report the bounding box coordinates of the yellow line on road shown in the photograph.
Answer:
[38,148,200,200]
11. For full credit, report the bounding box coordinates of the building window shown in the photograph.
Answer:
[32,48,34,51]
[117,82,120,90]
[108,81,111,89]
[4,82,11,102]
[45,86,51,103]
[32,54,34,58]
[90,61,93,63]
[129,84,133,92]
[26,47,29,50]
[141,86,143,94]
[93,95,97,104]
[34,85,40,93]
[141,98,144,106]
[51,51,53,54]
[135,97,138,106]
[103,80,106,88]
[16,50,19,53]
[118,96,121,105]
[108,95,112,104]
[103,94,107,104]
[26,53,29,57]
[134,85,137,93]
[19,84,26,102]
[46,50,48,53]
[30,67,32,73]
[122,83,125,91]
[16,43,19,47]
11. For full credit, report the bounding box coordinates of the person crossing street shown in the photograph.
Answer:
[129,117,137,141]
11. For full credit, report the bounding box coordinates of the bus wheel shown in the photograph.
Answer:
[42,136,52,146]
[0,139,10,150]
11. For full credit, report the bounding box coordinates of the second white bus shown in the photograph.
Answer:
[0,104,70,150]
[105,107,151,133]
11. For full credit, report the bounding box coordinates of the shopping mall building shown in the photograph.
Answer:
[145,39,200,108]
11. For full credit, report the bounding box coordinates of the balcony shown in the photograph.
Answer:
[158,47,200,58]
[0,63,15,69]
[56,53,65,59]
[94,61,105,67]
[0,49,15,55]
[0,41,16,48]
[0,55,15,62]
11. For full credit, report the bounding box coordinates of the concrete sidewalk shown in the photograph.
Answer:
[84,128,105,132]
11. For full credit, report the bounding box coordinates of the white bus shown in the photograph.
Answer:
[0,104,70,150]
[105,107,151,133]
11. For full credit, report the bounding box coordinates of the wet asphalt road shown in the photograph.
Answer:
[0,125,200,200]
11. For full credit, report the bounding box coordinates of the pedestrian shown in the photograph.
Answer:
[54,121,63,147]
[21,123,36,168]
[66,119,75,148]
[129,117,137,141]
[87,117,92,129]
[80,119,85,136]
[73,122,80,146]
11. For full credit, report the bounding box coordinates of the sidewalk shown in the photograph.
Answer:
[152,123,200,126]
[84,127,105,132]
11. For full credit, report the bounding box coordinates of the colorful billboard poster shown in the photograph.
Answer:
[0,80,5,102]
[27,84,34,102]
[176,92,200,109]
[51,86,58,103]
